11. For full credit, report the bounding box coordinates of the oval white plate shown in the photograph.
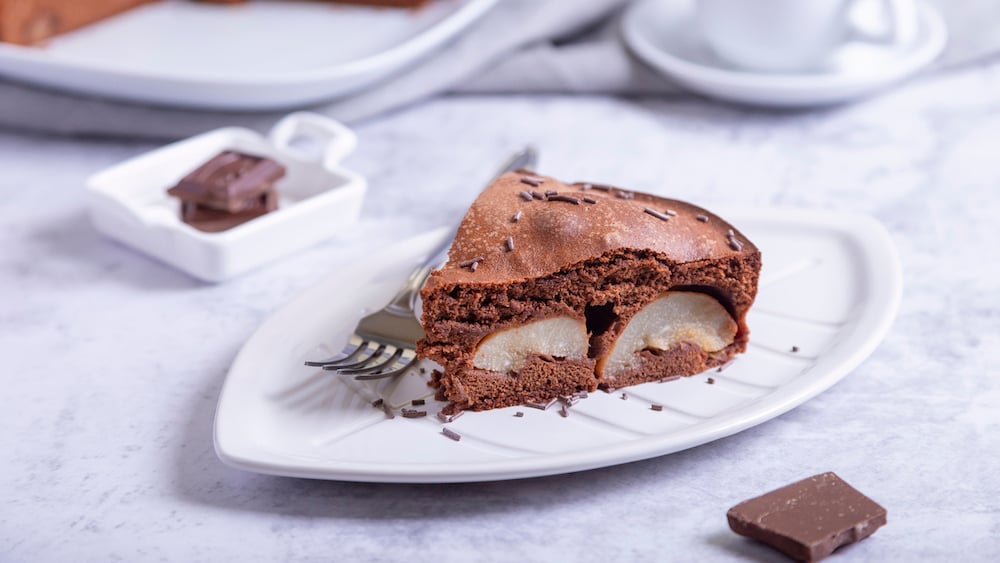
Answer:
[0,0,496,110]
[622,0,946,107]
[214,209,901,482]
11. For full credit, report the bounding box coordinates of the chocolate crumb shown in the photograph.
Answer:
[372,398,384,408]
[530,190,545,200]
[505,236,515,252]
[549,195,581,205]
[716,360,735,372]
[620,393,628,400]
[514,411,524,418]
[696,214,709,223]
[707,377,715,385]
[512,210,522,222]
[518,190,533,201]
[791,346,800,353]
[437,410,464,423]
[441,428,462,442]
[582,196,597,204]
[411,399,426,406]
[401,409,427,418]
[419,368,427,375]
[644,208,672,222]
[651,404,664,412]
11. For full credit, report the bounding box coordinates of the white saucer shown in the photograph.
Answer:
[622,0,947,107]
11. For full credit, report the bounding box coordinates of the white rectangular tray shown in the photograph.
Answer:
[214,209,901,482]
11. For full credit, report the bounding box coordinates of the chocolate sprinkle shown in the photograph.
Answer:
[582,197,597,204]
[530,190,545,200]
[549,195,581,205]
[544,189,558,196]
[469,261,479,272]
[437,410,464,423]
[707,377,716,385]
[559,405,569,418]
[401,409,427,418]
[526,398,557,411]
[664,209,678,216]
[696,214,709,223]
[411,399,426,406]
[651,404,664,412]
[644,208,672,222]
[514,411,524,418]
[616,191,634,200]
[728,238,744,251]
[381,402,395,419]
[518,190,533,201]
[579,183,593,190]
[512,210,522,222]
[520,175,545,186]
[505,236,515,252]
[441,428,462,442]
[458,256,484,269]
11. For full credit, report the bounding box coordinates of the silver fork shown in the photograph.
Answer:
[305,147,539,380]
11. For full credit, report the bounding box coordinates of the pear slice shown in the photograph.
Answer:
[473,317,588,374]
[599,292,737,378]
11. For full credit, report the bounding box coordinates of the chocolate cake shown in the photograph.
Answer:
[417,172,761,413]
[0,0,155,45]
[0,0,431,45]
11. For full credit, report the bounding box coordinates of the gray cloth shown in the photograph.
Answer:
[0,0,995,140]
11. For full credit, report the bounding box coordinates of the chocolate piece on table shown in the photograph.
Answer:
[168,150,285,213]
[179,189,277,233]
[727,472,887,562]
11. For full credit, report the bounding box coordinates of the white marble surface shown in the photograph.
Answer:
[3,61,1000,561]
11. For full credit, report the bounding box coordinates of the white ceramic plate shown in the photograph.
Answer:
[622,0,947,107]
[215,209,901,482]
[0,0,496,110]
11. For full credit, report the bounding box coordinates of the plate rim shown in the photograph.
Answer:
[0,0,498,108]
[214,208,902,483]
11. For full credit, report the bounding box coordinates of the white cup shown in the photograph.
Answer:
[695,0,918,73]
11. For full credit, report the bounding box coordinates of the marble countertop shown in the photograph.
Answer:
[3,60,999,561]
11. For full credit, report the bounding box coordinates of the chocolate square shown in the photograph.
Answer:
[727,472,887,562]
[167,150,285,213]
[180,189,278,233]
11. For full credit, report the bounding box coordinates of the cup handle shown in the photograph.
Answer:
[268,112,358,168]
[850,0,918,47]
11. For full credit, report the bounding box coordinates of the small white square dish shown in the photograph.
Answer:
[86,112,366,282]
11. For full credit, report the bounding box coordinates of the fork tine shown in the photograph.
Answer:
[322,344,386,371]
[336,347,404,375]
[354,356,420,381]
[304,339,369,367]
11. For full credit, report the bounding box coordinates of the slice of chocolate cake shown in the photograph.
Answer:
[417,172,761,413]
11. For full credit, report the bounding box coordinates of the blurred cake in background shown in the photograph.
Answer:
[0,0,432,45]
